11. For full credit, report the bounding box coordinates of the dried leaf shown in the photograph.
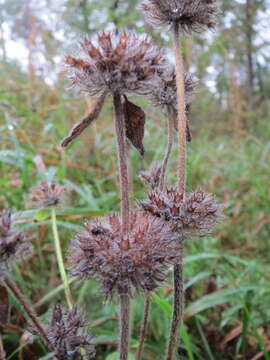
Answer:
[61,93,106,148]
[123,96,146,156]
[0,285,9,327]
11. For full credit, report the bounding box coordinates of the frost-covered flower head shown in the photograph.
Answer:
[0,211,31,274]
[65,30,166,97]
[140,0,219,33]
[138,188,224,238]
[69,211,180,298]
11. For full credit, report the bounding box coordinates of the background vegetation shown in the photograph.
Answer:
[0,0,269,359]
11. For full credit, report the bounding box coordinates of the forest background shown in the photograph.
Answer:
[0,0,269,359]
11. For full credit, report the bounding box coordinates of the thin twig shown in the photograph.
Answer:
[159,106,175,189]
[51,208,73,310]
[3,275,51,347]
[119,295,130,360]
[136,295,151,360]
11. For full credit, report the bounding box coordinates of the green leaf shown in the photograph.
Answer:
[34,208,51,221]
[106,352,135,360]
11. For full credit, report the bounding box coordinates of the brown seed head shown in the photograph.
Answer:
[31,304,95,360]
[65,30,167,97]
[138,188,224,238]
[140,0,219,33]
[28,181,66,208]
[69,211,180,297]
[147,67,196,109]
[139,163,162,190]
[0,211,31,274]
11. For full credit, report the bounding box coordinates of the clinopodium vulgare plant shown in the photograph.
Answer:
[140,1,221,359]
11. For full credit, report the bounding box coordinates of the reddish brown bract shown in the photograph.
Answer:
[65,30,166,97]
[69,211,180,297]
[28,181,66,208]
[140,0,219,33]
[0,211,31,273]
[138,188,224,238]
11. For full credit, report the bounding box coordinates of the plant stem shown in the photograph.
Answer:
[166,22,187,360]
[113,92,131,360]
[113,92,130,234]
[119,295,130,360]
[0,334,5,360]
[173,22,187,194]
[51,208,73,310]
[159,106,175,189]
[3,275,51,347]
[166,248,184,360]
[136,295,151,360]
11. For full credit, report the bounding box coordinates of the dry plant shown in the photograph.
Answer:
[0,2,224,360]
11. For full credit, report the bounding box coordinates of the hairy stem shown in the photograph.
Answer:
[166,244,184,360]
[119,295,130,360]
[113,92,130,233]
[173,22,187,195]
[0,334,5,360]
[51,208,73,310]
[166,22,187,360]
[3,275,51,347]
[136,295,151,360]
[159,106,175,189]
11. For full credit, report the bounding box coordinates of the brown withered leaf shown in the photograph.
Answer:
[172,106,192,142]
[123,95,146,156]
[0,285,9,328]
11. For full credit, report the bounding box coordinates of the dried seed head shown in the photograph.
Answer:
[147,67,196,109]
[69,211,180,297]
[30,304,95,360]
[140,0,219,33]
[28,181,66,208]
[65,30,166,97]
[138,188,224,238]
[139,164,162,190]
[0,211,31,274]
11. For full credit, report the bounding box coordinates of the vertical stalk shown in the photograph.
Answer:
[119,295,130,360]
[113,92,130,233]
[159,106,175,189]
[166,22,187,360]
[3,275,51,347]
[173,22,187,194]
[51,208,73,310]
[136,295,151,360]
[113,92,131,359]
[0,334,5,360]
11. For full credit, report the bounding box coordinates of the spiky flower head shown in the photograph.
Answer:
[0,211,31,274]
[140,0,219,33]
[65,30,166,98]
[31,304,95,360]
[147,66,196,110]
[28,181,66,208]
[139,163,162,190]
[138,188,224,238]
[69,211,180,297]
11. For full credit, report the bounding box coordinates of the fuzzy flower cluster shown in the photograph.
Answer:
[65,30,166,97]
[138,188,224,238]
[147,67,196,110]
[141,0,219,33]
[0,212,31,274]
[33,304,95,360]
[28,181,66,208]
[69,211,180,297]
